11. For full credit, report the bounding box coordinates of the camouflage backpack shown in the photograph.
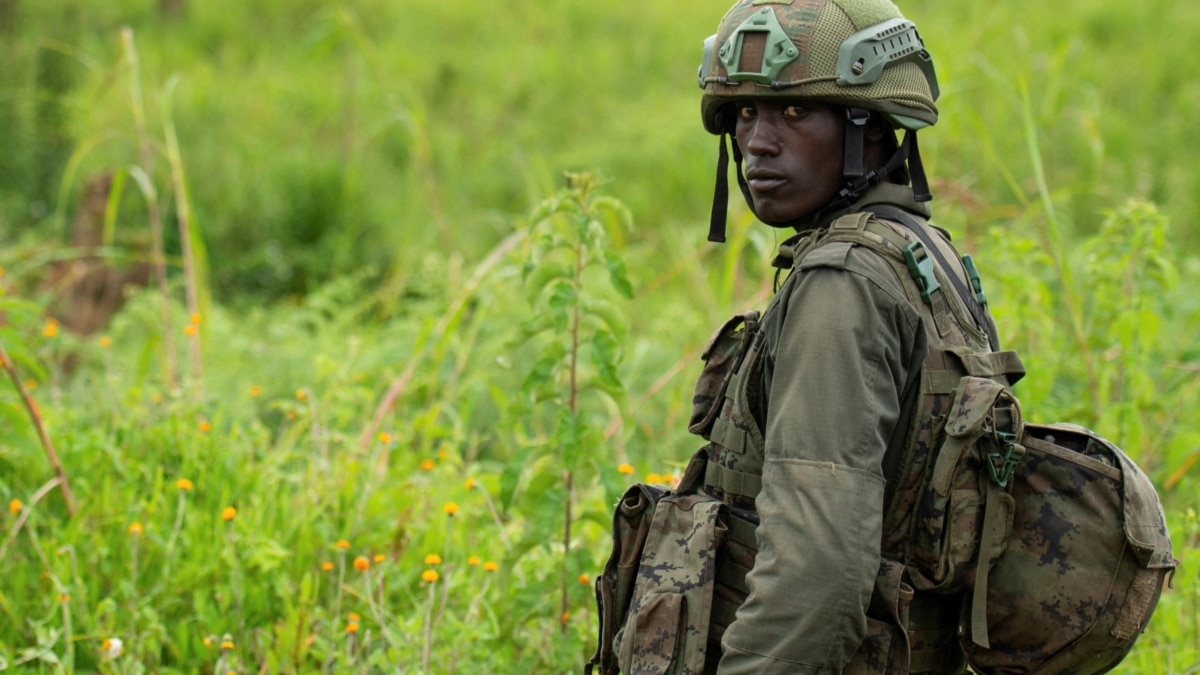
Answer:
[586,208,1177,674]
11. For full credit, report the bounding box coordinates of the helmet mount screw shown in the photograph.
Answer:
[852,59,865,75]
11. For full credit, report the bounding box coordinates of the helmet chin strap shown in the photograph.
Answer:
[707,107,931,242]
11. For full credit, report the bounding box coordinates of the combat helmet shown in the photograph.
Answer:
[699,0,940,242]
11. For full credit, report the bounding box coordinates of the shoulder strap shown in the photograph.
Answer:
[865,205,1000,351]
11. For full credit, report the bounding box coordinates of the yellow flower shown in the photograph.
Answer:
[378,432,392,444]
[373,554,385,564]
[579,573,590,586]
[59,592,70,602]
[346,621,360,634]
[321,561,334,572]
[348,612,362,622]
[184,324,198,337]
[424,553,442,565]
[128,522,143,536]
[8,498,20,515]
[296,388,308,402]
[437,444,450,460]
[286,410,297,421]
[189,313,202,326]
[443,502,459,516]
[221,506,237,521]
[617,463,635,475]
[483,561,499,572]
[422,569,439,583]
[335,539,351,550]
[663,474,676,484]
[465,477,476,490]
[353,556,370,572]
[43,318,59,338]
[23,379,36,391]
[221,639,234,651]
[248,384,262,397]
[176,478,194,491]
[198,419,212,433]
[646,473,662,484]
[467,556,481,566]
[419,459,435,471]
[203,636,214,648]
[98,336,112,348]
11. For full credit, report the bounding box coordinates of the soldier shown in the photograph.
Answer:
[696,0,999,672]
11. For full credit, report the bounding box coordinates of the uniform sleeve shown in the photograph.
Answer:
[719,245,922,674]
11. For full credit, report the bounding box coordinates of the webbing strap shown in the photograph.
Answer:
[716,557,752,596]
[866,205,1000,350]
[710,418,749,454]
[970,478,1008,649]
[705,460,762,499]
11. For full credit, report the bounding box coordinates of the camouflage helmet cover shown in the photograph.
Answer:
[699,0,939,134]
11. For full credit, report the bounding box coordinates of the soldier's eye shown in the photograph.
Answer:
[782,105,809,118]
[736,105,756,120]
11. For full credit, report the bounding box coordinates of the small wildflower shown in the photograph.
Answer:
[296,389,308,403]
[483,561,499,572]
[419,459,435,471]
[203,636,214,648]
[437,444,450,460]
[59,592,70,602]
[348,612,362,622]
[184,324,198,337]
[43,318,59,338]
[422,569,439,583]
[579,573,591,586]
[443,502,459,516]
[176,478,194,491]
[663,474,676,484]
[346,621,360,634]
[617,463,635,475]
[321,561,334,572]
[646,473,662,484]
[221,639,234,651]
[128,522,143,536]
[8,498,20,515]
[98,336,112,348]
[189,313,202,326]
[101,637,123,658]
[222,506,237,521]
[465,477,476,490]
[561,610,570,624]
[353,556,370,572]
[286,410,297,421]
[424,553,442,565]
[378,432,392,444]
[373,553,385,564]
[335,539,351,550]
[23,379,36,390]
[467,556,481,566]
[198,419,212,433]
[249,384,262,397]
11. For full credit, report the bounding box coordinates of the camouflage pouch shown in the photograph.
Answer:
[963,423,1177,674]
[688,311,760,439]
[907,376,1021,596]
[615,489,728,675]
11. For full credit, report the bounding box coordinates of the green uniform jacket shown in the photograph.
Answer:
[718,184,935,674]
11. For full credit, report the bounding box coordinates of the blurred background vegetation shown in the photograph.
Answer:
[1,0,1198,671]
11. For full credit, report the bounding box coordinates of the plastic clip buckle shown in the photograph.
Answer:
[985,430,1021,487]
[961,254,988,308]
[903,241,940,304]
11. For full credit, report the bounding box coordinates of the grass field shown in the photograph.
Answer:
[1,0,1198,671]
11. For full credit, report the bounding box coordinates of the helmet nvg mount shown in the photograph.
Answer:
[699,0,940,242]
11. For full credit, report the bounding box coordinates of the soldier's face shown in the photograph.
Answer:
[734,100,845,224]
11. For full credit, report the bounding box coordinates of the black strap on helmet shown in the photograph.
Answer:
[708,132,731,243]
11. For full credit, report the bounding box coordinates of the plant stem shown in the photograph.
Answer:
[0,342,76,515]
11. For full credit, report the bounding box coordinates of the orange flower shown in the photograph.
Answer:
[419,459,435,471]
[189,313,202,326]
[249,384,263,397]
[348,612,362,622]
[617,463,635,475]
[296,389,308,403]
[335,539,351,550]
[663,474,676,484]
[176,478,194,491]
[353,556,370,572]
[98,336,112,348]
[198,420,212,433]
[465,477,476,490]
[467,556,481,566]
[483,561,499,572]
[373,554,385,564]
[378,432,392,444]
[321,561,334,572]
[128,522,143,536]
[184,324,198,337]
[43,318,59,338]
[346,621,360,634]
[221,639,234,651]
[579,573,590,586]
[424,553,442,565]
[443,502,459,516]
[221,506,237,521]
[422,569,439,583]
[8,498,20,515]
[561,610,570,625]
[59,592,70,602]
[645,473,662,484]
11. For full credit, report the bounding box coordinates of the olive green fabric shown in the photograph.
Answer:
[717,184,932,673]
[701,0,938,133]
